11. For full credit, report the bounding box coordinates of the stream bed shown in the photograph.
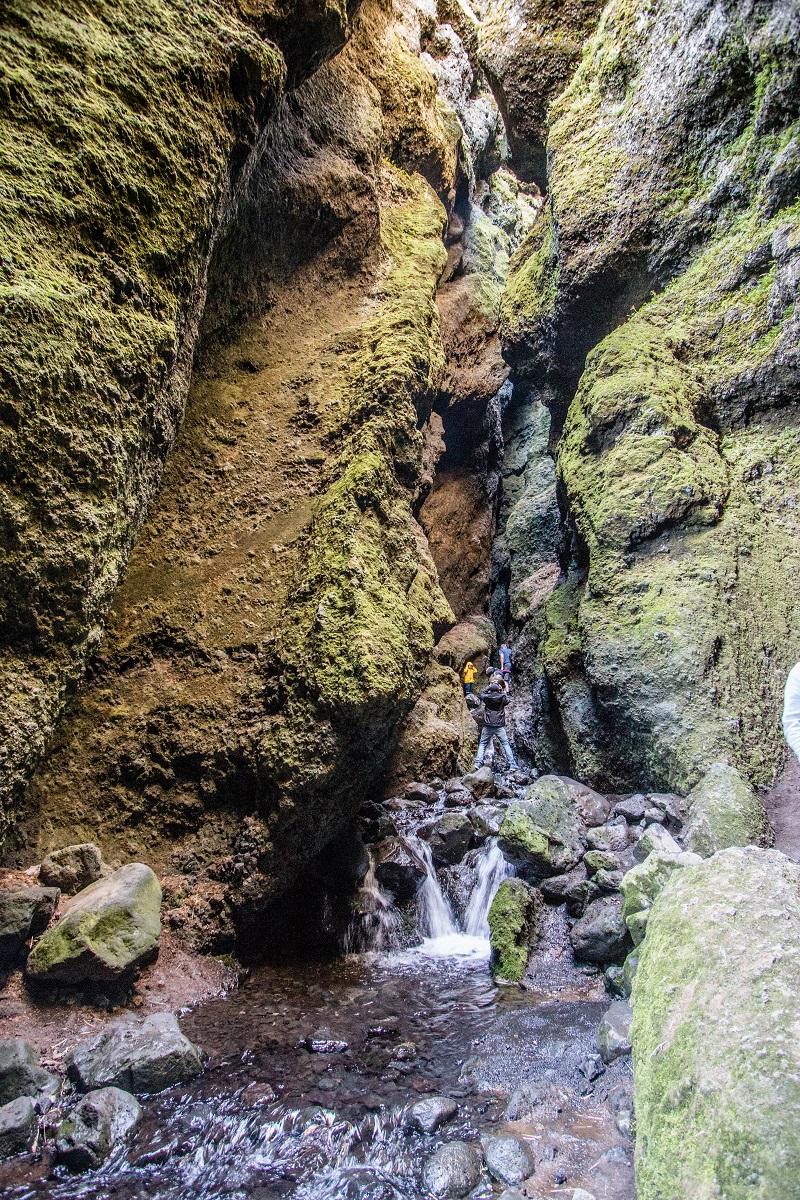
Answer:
[3,833,636,1200]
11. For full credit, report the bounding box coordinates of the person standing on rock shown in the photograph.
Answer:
[474,676,517,771]
[462,660,476,695]
[782,661,800,760]
[499,642,512,688]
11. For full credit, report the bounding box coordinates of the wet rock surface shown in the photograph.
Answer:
[68,1013,203,1096]
[25,864,162,989]
[0,1096,37,1161]
[54,1087,142,1172]
[0,889,59,967]
[0,1040,59,1107]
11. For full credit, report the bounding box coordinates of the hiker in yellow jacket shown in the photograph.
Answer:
[463,661,476,695]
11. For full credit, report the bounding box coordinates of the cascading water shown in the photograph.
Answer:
[406,835,458,940]
[463,838,514,938]
[344,853,405,953]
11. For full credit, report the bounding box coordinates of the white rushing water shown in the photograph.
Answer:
[463,838,514,938]
[401,835,512,960]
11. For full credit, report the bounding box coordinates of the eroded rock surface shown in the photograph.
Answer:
[632,847,800,1199]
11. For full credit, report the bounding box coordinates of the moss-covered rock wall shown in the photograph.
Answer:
[499,0,800,791]
[0,0,359,841]
[10,0,475,952]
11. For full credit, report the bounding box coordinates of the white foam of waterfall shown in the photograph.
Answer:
[407,835,458,940]
[463,838,514,938]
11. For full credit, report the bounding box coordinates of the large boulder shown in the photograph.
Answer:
[488,878,542,982]
[25,864,161,987]
[373,838,426,906]
[684,763,773,858]
[68,1013,203,1095]
[55,1087,142,1171]
[39,845,104,896]
[632,848,800,1199]
[0,1039,60,1106]
[620,850,702,945]
[422,812,474,866]
[569,897,630,965]
[0,1096,38,1160]
[498,776,586,881]
[0,887,60,966]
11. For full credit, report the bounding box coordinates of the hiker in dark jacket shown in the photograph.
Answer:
[473,676,517,770]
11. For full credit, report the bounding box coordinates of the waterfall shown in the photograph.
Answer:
[463,839,513,937]
[344,855,404,953]
[406,836,457,939]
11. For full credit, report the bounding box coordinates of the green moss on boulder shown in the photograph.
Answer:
[632,847,800,1199]
[684,763,773,858]
[620,849,701,945]
[26,863,161,985]
[498,775,586,880]
[488,877,541,982]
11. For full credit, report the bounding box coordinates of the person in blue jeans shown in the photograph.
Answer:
[474,676,517,770]
[499,641,512,688]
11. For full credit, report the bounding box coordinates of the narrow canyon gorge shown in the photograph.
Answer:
[0,0,798,1197]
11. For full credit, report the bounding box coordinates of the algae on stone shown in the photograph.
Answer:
[487,877,541,981]
[498,0,800,793]
[498,775,585,879]
[631,847,800,1199]
[683,762,773,858]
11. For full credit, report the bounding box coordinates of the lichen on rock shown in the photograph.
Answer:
[631,847,800,1199]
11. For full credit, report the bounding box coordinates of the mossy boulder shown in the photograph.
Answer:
[620,850,702,946]
[497,775,586,881]
[25,864,161,986]
[631,847,800,1199]
[487,878,542,982]
[684,763,773,858]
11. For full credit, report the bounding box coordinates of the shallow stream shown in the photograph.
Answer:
[4,818,636,1200]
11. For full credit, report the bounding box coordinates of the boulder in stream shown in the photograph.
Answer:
[488,878,542,982]
[0,1039,60,1107]
[68,1012,203,1095]
[482,1132,535,1186]
[406,1095,458,1134]
[55,1086,142,1171]
[0,887,60,967]
[632,847,800,1199]
[683,762,772,857]
[373,838,426,905]
[498,776,586,881]
[569,897,630,964]
[25,863,161,988]
[461,767,496,800]
[422,812,474,866]
[422,1140,483,1198]
[0,1096,38,1160]
[39,844,105,895]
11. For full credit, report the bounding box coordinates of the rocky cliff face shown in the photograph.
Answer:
[0,0,360,842]
[498,0,800,792]
[2,0,798,946]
